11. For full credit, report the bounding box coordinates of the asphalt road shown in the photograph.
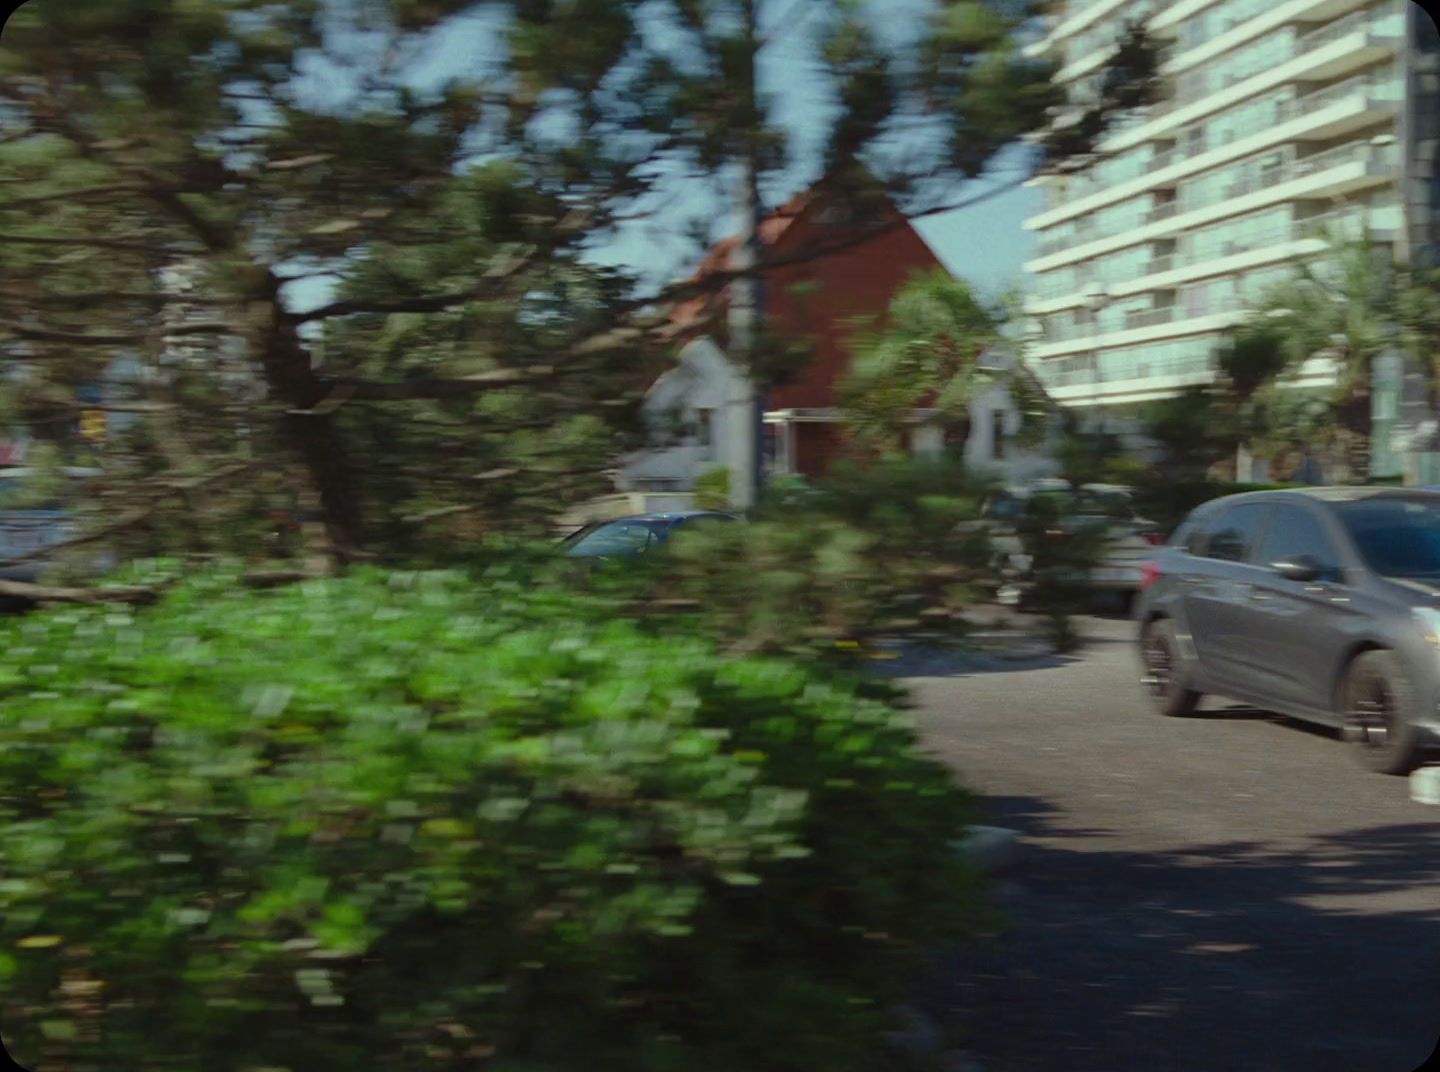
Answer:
[905,613,1440,1072]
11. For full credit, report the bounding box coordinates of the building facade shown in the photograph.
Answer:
[1021,0,1436,459]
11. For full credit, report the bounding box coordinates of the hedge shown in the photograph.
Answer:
[0,565,986,1072]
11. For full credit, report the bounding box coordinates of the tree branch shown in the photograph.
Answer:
[1,320,235,345]
[325,364,559,403]
[289,247,533,321]
[0,463,259,571]
[0,183,142,209]
[0,232,165,254]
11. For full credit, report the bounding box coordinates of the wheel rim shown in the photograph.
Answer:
[1142,632,1172,697]
[1346,671,1393,751]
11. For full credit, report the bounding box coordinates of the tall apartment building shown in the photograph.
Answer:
[1020,0,1440,458]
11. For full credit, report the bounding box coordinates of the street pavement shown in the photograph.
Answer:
[906,613,1440,1072]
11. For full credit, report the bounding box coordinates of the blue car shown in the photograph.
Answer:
[559,511,738,559]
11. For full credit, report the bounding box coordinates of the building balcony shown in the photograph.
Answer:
[1027,300,1250,360]
[1026,74,1400,229]
[1091,13,1403,157]
[1025,139,1396,270]
[1024,208,1395,313]
[1030,352,1221,405]
[1160,0,1377,78]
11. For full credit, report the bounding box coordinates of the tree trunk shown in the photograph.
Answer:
[242,271,365,568]
[1338,383,1372,485]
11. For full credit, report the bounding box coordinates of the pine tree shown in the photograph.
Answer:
[0,0,1155,571]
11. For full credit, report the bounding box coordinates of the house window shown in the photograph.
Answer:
[991,409,1007,461]
[695,408,714,446]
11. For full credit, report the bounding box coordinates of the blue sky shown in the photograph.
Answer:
[287,0,1038,314]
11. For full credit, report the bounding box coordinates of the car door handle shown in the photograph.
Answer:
[1245,586,1273,602]
[1179,574,1204,585]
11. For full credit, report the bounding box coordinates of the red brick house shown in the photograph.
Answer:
[667,182,949,479]
[619,178,1059,498]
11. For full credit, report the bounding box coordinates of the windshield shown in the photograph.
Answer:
[561,519,667,557]
[1337,497,1440,579]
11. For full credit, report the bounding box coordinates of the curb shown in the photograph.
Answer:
[1410,765,1440,805]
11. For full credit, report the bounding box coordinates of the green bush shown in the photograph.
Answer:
[659,458,1001,654]
[1010,493,1109,639]
[0,566,984,1072]
[692,466,731,512]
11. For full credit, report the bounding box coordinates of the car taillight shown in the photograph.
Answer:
[1139,560,1161,590]
[1140,531,1166,546]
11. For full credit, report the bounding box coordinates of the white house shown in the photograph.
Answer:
[619,342,1062,498]
[619,336,755,494]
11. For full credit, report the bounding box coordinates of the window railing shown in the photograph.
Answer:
[1035,139,1381,258]
[1033,351,1218,389]
[1145,202,1180,225]
[1027,205,1388,307]
[1299,10,1401,51]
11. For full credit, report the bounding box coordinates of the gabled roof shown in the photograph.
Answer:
[664,186,820,342]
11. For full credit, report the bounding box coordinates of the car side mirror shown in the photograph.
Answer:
[1273,555,1322,583]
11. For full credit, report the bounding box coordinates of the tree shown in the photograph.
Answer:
[1140,387,1231,481]
[837,270,1013,458]
[1224,233,1416,484]
[0,0,1157,571]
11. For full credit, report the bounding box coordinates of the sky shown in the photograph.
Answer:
[285,0,1039,315]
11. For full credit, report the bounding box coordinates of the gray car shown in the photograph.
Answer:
[1134,487,1440,775]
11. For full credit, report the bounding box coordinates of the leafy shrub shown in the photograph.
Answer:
[658,458,1002,654]
[1010,493,1108,639]
[692,466,731,512]
[0,566,983,1072]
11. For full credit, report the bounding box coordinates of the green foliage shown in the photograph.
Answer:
[659,457,1000,655]
[692,467,731,512]
[1140,387,1240,481]
[1053,428,1121,487]
[0,0,1126,564]
[1009,492,1108,633]
[839,272,1007,456]
[0,567,983,1072]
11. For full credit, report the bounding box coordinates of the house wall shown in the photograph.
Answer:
[959,383,1062,484]
[619,337,748,492]
[762,206,949,413]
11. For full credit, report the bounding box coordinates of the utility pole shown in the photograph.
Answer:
[725,0,766,513]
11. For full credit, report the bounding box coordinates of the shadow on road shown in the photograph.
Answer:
[866,649,1082,679]
[918,795,1440,1072]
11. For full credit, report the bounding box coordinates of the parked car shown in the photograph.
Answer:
[0,466,106,584]
[979,480,1165,608]
[558,511,738,560]
[1134,486,1440,775]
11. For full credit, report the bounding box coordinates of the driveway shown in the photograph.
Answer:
[906,614,1440,1072]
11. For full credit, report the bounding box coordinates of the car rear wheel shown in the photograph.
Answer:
[1140,618,1200,717]
[1340,650,1425,776]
